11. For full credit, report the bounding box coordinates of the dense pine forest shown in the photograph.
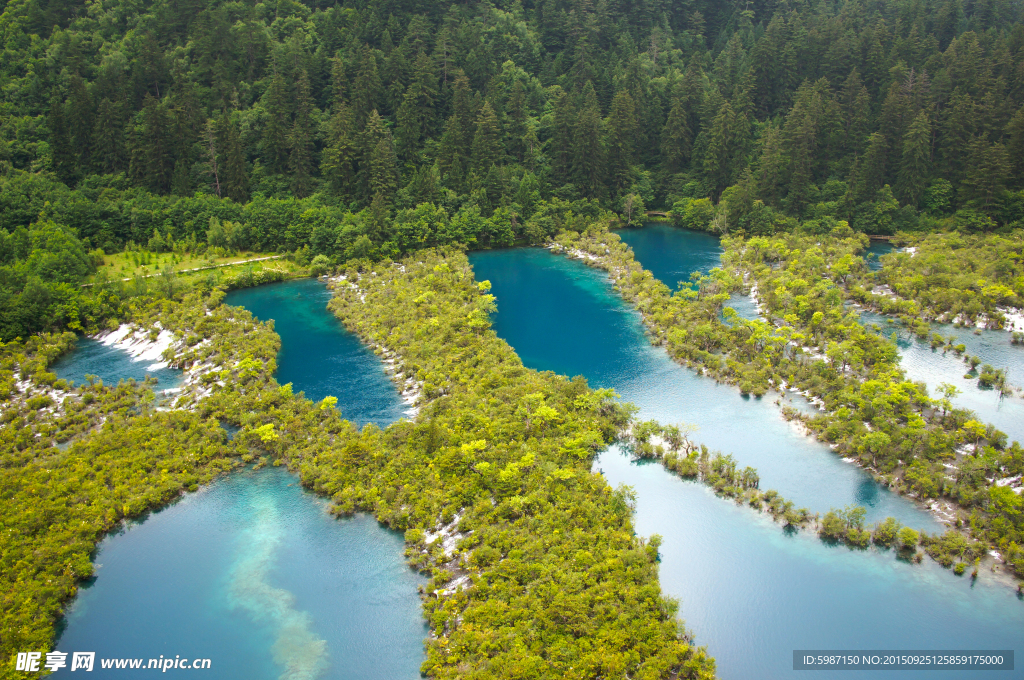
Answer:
[2,0,1024,338]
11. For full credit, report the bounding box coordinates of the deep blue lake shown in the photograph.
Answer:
[617,223,759,320]
[52,279,425,679]
[469,244,1024,680]
[225,278,409,426]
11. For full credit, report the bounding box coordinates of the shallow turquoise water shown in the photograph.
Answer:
[51,337,182,395]
[859,310,1024,446]
[53,279,424,679]
[54,469,427,679]
[470,248,937,528]
[864,240,895,271]
[598,447,1024,680]
[469,246,1024,680]
[225,278,408,427]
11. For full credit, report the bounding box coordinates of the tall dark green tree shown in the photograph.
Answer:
[131,94,174,194]
[353,45,382,127]
[1006,106,1024,187]
[661,83,692,172]
[47,97,76,184]
[218,112,248,203]
[896,111,932,206]
[369,134,399,205]
[961,139,1010,212]
[322,97,356,200]
[851,132,889,205]
[472,101,503,173]
[395,52,438,159]
[262,70,291,174]
[92,98,126,175]
[704,101,739,198]
[605,90,637,193]
[507,79,528,162]
[67,76,94,169]
[572,83,604,198]
[549,86,574,185]
[288,69,316,197]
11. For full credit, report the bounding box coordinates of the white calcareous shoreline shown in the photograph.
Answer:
[96,323,177,370]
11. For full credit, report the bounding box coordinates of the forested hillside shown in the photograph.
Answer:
[2,0,1024,339]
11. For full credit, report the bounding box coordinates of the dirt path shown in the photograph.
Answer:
[82,255,285,286]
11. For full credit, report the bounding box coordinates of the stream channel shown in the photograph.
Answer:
[48,278,426,679]
[469,227,1023,680]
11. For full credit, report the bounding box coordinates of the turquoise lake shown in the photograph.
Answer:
[863,239,895,271]
[860,309,1024,446]
[469,243,1024,680]
[50,337,183,396]
[53,279,425,679]
[470,247,936,528]
[225,278,409,426]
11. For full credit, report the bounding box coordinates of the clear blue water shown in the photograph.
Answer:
[53,279,425,679]
[616,224,758,320]
[599,448,1024,680]
[616,225,723,291]
[54,468,427,679]
[470,247,936,528]
[50,337,182,395]
[225,278,408,427]
[864,240,895,271]
[860,310,1024,446]
[469,246,1024,680]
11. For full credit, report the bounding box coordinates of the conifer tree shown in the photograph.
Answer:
[507,80,528,161]
[262,70,291,174]
[896,111,932,205]
[218,112,248,203]
[321,97,356,199]
[852,132,888,205]
[369,135,399,205]
[367,190,389,241]
[330,57,349,105]
[840,69,871,156]
[133,94,174,194]
[288,69,316,197]
[48,97,76,184]
[395,52,438,159]
[961,140,1010,212]
[572,83,604,198]
[353,45,382,127]
[704,101,738,197]
[606,90,637,193]
[549,86,574,185]
[661,84,692,172]
[755,123,785,207]
[450,74,475,159]
[437,116,464,188]
[204,118,221,197]
[92,98,126,175]
[1005,106,1024,186]
[67,75,94,169]
[472,101,503,173]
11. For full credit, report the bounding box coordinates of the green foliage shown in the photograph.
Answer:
[554,223,1024,579]
[307,249,716,678]
[872,231,1024,324]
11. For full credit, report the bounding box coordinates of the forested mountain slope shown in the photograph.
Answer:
[1,0,1023,339]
